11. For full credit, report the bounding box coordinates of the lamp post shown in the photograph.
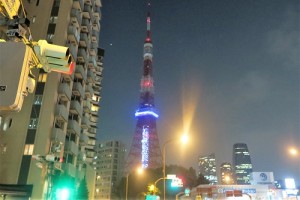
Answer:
[125,167,143,200]
[163,134,188,200]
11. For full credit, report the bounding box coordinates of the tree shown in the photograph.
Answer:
[195,173,210,185]
[76,177,89,200]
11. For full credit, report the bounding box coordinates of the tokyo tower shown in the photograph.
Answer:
[125,10,162,172]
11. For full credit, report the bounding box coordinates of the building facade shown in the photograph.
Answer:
[232,143,253,185]
[198,153,218,185]
[220,162,234,185]
[94,140,126,200]
[0,0,104,199]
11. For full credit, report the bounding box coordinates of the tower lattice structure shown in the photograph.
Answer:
[126,12,162,172]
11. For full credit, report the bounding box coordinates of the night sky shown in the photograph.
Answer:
[97,0,300,183]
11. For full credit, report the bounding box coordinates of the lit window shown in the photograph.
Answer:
[28,118,38,129]
[38,73,47,82]
[24,144,34,155]
[33,95,43,105]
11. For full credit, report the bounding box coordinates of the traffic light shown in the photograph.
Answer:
[0,42,34,112]
[33,40,75,75]
[45,154,60,162]
[55,188,70,200]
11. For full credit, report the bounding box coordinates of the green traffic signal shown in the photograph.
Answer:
[55,188,70,200]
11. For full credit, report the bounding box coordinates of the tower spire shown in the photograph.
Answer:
[146,11,151,42]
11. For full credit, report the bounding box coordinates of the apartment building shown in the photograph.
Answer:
[0,0,104,199]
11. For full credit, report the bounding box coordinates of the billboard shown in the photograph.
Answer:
[250,172,274,185]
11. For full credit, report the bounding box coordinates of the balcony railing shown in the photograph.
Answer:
[83,99,91,113]
[70,8,82,29]
[72,0,84,11]
[64,140,79,156]
[77,48,88,63]
[85,84,94,98]
[72,82,85,97]
[67,119,81,136]
[55,104,68,122]
[80,133,89,145]
[58,82,71,102]
[51,127,66,144]
[70,100,83,116]
[75,64,86,81]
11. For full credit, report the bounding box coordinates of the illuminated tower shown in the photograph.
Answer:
[126,11,162,171]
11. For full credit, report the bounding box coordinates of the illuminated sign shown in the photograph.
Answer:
[141,127,149,168]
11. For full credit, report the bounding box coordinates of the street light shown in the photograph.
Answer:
[126,167,143,200]
[163,134,188,200]
[288,147,299,157]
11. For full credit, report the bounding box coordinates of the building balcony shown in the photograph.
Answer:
[77,48,87,63]
[83,99,91,113]
[89,43,97,56]
[93,6,101,21]
[90,115,98,124]
[87,69,96,83]
[62,163,76,178]
[67,43,78,61]
[72,82,85,98]
[79,32,89,48]
[67,25,80,45]
[81,18,92,33]
[94,0,101,7]
[88,56,97,69]
[51,127,66,144]
[67,119,81,136]
[81,115,90,129]
[75,64,86,81]
[80,133,89,145]
[95,65,103,73]
[55,104,68,122]
[84,0,92,6]
[70,100,83,116]
[70,8,82,29]
[85,84,94,98]
[92,19,100,32]
[58,82,71,102]
[72,0,84,11]
[82,4,92,19]
[88,127,97,135]
[95,74,103,83]
[91,30,99,45]
[64,140,79,156]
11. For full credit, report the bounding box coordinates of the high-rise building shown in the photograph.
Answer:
[232,143,253,185]
[0,1,103,199]
[125,11,162,172]
[198,153,218,185]
[94,140,126,200]
[220,162,234,185]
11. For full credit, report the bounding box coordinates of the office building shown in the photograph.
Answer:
[220,162,234,185]
[232,143,253,185]
[94,140,126,200]
[198,153,218,185]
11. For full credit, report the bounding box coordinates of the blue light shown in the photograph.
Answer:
[135,108,159,118]
[141,127,149,168]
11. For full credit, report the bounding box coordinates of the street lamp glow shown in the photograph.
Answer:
[163,134,189,200]
[126,167,144,200]
[289,147,298,156]
[181,134,188,144]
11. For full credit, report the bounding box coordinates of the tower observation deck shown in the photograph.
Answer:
[125,10,162,172]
